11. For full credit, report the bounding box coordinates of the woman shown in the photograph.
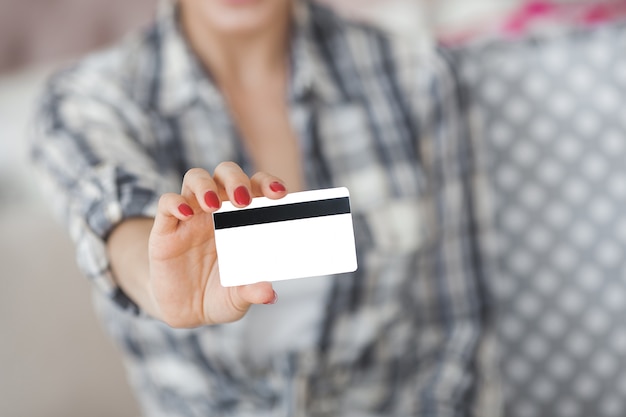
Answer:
[32,0,492,415]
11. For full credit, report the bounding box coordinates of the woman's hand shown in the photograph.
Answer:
[146,162,287,328]
[108,163,288,328]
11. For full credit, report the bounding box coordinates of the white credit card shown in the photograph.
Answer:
[213,187,358,287]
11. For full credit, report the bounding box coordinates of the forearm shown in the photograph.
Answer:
[107,217,162,319]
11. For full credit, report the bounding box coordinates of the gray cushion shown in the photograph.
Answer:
[453,22,626,417]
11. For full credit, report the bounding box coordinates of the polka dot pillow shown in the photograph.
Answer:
[453,23,626,417]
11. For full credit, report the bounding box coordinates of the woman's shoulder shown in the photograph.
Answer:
[306,2,424,70]
[307,2,390,42]
[306,2,428,93]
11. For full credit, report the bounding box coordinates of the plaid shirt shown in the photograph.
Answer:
[31,1,497,416]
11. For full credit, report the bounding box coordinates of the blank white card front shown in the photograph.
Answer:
[213,187,358,287]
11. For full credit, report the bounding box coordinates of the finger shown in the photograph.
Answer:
[152,193,195,235]
[250,172,287,199]
[230,282,277,310]
[181,168,221,212]
[213,161,252,207]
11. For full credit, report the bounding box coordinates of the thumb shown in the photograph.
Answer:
[231,282,277,311]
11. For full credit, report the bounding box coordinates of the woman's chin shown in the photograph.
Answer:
[192,0,288,36]
[219,0,262,7]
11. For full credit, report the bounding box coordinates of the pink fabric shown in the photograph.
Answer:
[502,0,626,36]
[502,1,557,35]
[440,0,626,46]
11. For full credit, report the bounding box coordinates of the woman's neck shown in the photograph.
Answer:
[180,3,292,89]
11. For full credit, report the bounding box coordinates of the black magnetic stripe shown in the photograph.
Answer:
[213,197,350,230]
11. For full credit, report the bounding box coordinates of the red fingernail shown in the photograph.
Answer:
[178,204,194,216]
[204,191,220,209]
[269,182,286,192]
[234,186,251,205]
[264,291,278,305]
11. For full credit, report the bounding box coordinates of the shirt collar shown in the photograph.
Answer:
[154,0,223,114]
[154,0,342,115]
[289,1,343,104]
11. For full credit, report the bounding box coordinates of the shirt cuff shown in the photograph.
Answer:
[73,165,179,314]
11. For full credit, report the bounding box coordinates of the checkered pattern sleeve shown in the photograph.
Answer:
[30,64,180,311]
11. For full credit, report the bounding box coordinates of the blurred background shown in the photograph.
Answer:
[0,1,157,416]
[0,0,583,416]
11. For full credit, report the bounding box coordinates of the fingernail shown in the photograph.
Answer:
[264,291,278,305]
[178,203,194,216]
[269,181,286,192]
[204,191,220,209]
[234,186,251,205]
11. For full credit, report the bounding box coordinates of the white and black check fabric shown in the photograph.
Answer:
[31,1,495,416]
